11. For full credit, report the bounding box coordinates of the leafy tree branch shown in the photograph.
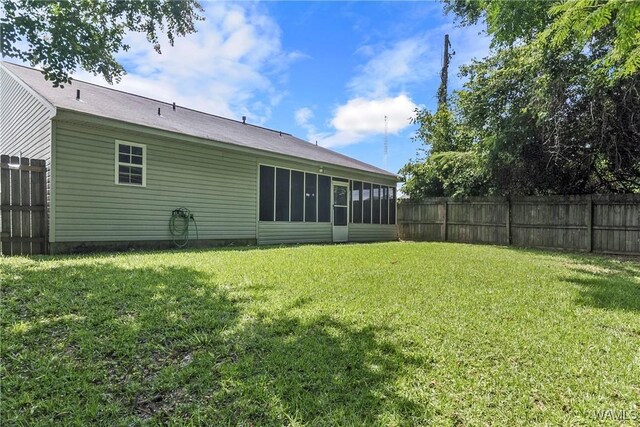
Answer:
[1,0,204,86]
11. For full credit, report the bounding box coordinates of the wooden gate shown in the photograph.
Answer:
[0,155,48,255]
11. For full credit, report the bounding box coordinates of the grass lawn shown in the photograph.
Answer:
[1,242,639,426]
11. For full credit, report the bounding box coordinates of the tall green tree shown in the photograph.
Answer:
[445,0,640,80]
[0,0,204,86]
[543,0,640,79]
[402,0,640,199]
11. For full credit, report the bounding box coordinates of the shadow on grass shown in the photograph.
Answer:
[548,251,640,313]
[217,306,424,425]
[1,260,424,425]
[565,275,640,312]
[458,244,640,313]
[1,261,242,424]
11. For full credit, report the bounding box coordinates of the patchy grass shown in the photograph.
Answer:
[1,242,639,426]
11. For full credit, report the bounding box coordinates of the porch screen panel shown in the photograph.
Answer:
[351,181,362,223]
[305,173,317,222]
[275,168,290,221]
[381,187,389,224]
[372,184,381,224]
[259,165,275,221]
[318,175,331,222]
[362,182,372,224]
[389,187,396,224]
[291,170,304,222]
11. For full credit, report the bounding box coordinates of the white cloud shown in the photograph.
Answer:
[347,23,490,98]
[317,95,417,148]
[315,37,427,148]
[348,38,435,98]
[294,106,320,142]
[294,107,314,127]
[71,3,303,124]
[314,37,427,148]
[332,95,416,133]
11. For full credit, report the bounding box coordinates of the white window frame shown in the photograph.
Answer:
[115,140,147,187]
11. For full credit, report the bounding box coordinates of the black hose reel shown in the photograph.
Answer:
[169,207,199,248]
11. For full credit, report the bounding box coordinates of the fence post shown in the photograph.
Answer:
[587,195,593,252]
[442,199,448,241]
[506,198,511,245]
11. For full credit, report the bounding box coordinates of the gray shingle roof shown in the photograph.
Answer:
[2,62,397,179]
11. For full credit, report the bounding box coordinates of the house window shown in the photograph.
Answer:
[116,141,145,186]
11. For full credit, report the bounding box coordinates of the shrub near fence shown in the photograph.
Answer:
[397,195,640,255]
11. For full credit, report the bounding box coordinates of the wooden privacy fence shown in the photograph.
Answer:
[0,155,48,255]
[398,195,640,255]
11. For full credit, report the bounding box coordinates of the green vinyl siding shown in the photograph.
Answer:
[348,223,398,242]
[258,222,331,245]
[0,66,53,160]
[53,121,257,242]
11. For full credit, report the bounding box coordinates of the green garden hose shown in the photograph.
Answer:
[169,208,199,248]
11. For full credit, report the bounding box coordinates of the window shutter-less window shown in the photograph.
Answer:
[116,141,145,186]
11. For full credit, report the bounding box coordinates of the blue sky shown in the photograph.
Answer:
[71,2,490,174]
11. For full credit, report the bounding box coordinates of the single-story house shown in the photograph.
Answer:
[0,62,399,253]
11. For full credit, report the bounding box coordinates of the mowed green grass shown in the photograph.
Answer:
[1,242,639,426]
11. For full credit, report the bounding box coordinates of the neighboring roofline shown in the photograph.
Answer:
[55,109,400,182]
[0,62,56,117]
